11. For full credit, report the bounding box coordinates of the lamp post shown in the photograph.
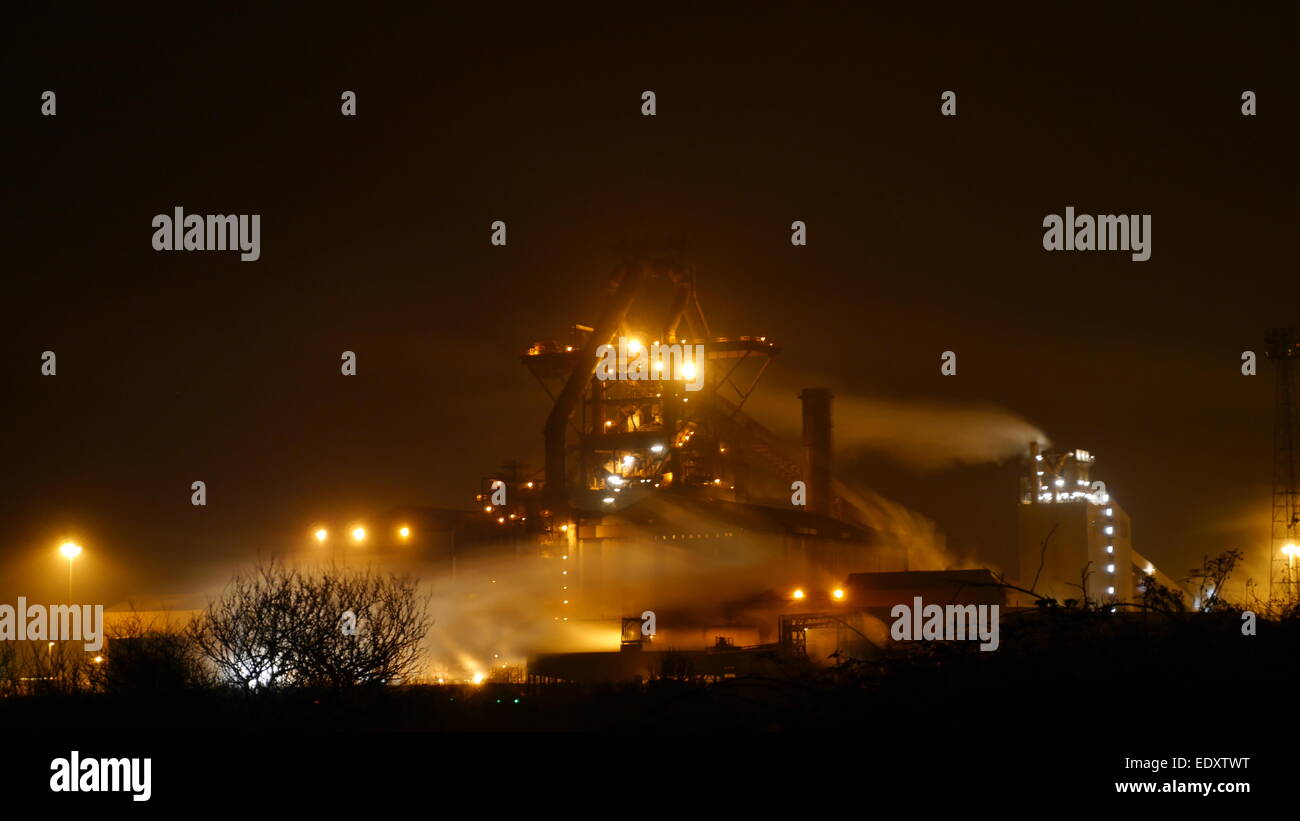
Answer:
[58,542,82,603]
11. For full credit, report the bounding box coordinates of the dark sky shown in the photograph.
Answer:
[3,4,1297,604]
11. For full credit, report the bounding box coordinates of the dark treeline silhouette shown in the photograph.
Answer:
[3,552,1297,731]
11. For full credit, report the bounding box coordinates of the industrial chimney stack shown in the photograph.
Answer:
[800,388,834,517]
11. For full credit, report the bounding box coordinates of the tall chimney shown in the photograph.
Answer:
[800,388,834,517]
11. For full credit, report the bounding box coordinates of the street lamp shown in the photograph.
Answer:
[58,542,82,602]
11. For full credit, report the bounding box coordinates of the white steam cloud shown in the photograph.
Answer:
[831,395,1048,472]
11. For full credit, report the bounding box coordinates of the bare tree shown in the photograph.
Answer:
[190,560,431,689]
[1137,573,1186,615]
[1186,549,1243,612]
[190,560,299,689]
[288,567,431,687]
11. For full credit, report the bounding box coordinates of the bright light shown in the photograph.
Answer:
[92,655,104,664]
[622,455,636,467]
[471,673,485,685]
[59,542,82,559]
[1146,563,1155,574]
[607,474,624,487]
[1283,544,1299,557]
[1105,545,1114,554]
[351,527,366,543]
[1106,564,1115,574]
[792,588,805,600]
[602,497,615,504]
[650,444,665,454]
[1104,526,1114,535]
[831,588,845,601]
[559,524,569,532]
[1104,507,1113,517]
[484,506,493,513]
[314,528,328,543]
[628,338,642,354]
[1054,478,1065,487]
[680,362,697,381]
[1106,586,1115,595]
[398,525,411,540]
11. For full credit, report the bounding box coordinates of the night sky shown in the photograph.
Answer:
[3,4,1297,605]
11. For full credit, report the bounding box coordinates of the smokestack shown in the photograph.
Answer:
[800,388,834,517]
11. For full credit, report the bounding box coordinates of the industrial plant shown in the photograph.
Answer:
[289,259,1199,684]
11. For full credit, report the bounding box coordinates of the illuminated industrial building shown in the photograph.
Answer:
[1016,442,1180,605]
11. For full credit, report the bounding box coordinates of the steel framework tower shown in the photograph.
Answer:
[1266,328,1300,604]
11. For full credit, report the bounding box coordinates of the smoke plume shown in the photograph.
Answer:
[830,395,1049,472]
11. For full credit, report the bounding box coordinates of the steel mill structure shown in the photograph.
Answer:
[476,259,910,620]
